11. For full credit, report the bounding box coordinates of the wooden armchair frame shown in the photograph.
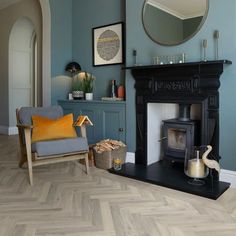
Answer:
[16,109,90,185]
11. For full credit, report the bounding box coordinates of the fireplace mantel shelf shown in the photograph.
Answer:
[124,59,232,70]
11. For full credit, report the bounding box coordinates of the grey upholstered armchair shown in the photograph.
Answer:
[16,106,90,185]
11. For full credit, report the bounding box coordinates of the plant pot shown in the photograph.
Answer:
[72,90,84,100]
[85,93,93,100]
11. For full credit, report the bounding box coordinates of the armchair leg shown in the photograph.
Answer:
[27,161,33,186]
[19,155,27,168]
[85,153,90,175]
[24,129,33,185]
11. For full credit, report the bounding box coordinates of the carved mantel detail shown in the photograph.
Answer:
[154,79,193,92]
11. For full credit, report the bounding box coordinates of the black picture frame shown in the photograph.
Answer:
[92,22,124,67]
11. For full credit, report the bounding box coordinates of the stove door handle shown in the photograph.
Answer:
[158,137,167,142]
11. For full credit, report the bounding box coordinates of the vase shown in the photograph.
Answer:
[118,85,125,99]
[85,93,93,100]
[184,146,209,186]
[72,90,84,100]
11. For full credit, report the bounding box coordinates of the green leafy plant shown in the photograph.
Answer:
[72,79,83,91]
[82,72,95,93]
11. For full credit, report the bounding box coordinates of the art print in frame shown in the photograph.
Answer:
[93,22,124,66]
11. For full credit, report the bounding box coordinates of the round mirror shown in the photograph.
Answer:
[142,0,209,46]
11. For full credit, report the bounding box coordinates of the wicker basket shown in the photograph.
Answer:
[93,145,127,169]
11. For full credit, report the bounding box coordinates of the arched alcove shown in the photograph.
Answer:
[0,0,51,134]
[9,17,36,126]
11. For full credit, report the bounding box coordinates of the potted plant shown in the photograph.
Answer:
[82,72,95,100]
[72,78,84,99]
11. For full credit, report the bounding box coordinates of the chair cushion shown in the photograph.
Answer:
[32,137,88,157]
[18,106,63,125]
[31,113,77,143]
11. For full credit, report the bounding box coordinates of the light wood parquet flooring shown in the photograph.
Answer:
[1,134,236,236]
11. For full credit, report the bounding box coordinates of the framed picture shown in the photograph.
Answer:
[93,22,124,66]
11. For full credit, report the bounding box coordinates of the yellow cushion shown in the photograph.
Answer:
[32,113,77,143]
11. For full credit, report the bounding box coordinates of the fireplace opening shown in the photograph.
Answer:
[162,104,200,161]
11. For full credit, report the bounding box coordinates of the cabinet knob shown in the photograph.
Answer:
[119,128,124,132]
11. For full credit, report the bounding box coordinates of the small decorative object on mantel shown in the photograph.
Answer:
[202,39,208,61]
[152,56,160,65]
[152,53,186,65]
[179,53,186,63]
[214,30,220,60]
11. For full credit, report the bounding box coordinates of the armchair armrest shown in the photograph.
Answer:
[75,124,87,138]
[17,123,33,129]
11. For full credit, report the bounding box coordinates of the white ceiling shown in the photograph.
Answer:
[0,0,22,10]
[147,0,207,19]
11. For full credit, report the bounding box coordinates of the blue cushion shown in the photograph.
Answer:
[18,106,63,125]
[32,137,88,157]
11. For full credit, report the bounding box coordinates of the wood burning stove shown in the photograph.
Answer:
[162,104,200,161]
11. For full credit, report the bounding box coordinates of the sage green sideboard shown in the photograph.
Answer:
[58,100,126,145]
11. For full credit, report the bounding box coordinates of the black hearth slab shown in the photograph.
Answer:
[108,161,230,200]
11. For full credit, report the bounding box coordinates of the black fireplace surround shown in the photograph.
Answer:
[131,61,231,177]
[109,60,232,199]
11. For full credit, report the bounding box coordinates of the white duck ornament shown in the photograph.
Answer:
[202,145,220,173]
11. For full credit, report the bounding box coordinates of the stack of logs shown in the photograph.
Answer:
[93,139,126,153]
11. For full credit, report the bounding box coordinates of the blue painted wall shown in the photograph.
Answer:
[125,0,236,171]
[72,0,125,99]
[49,0,236,171]
[50,0,73,105]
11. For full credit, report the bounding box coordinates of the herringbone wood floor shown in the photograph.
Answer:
[1,135,236,236]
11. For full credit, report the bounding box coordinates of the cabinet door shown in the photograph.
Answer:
[102,106,126,143]
[60,104,75,116]
[59,101,126,144]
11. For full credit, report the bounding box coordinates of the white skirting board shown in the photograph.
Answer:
[220,169,236,188]
[125,152,135,163]
[0,126,18,135]
[125,152,236,188]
